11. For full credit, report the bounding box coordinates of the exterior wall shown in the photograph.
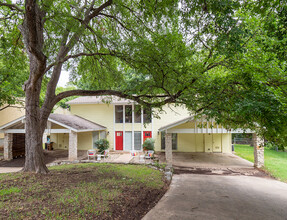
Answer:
[50,132,93,151]
[69,101,232,153]
[71,104,114,149]
[222,134,232,153]
[53,106,72,115]
[51,133,69,150]
[77,132,93,150]
[212,134,222,152]
[153,104,190,151]
[177,133,196,152]
[161,132,232,153]
[0,105,25,139]
[196,134,204,152]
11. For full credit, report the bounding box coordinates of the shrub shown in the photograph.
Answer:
[265,142,285,151]
[143,138,155,151]
[94,139,109,154]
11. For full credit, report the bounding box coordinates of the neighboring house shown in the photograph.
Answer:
[1,95,245,161]
[0,104,25,140]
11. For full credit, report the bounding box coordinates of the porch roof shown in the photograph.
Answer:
[159,116,253,134]
[0,114,106,133]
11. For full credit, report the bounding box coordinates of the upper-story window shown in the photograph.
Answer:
[143,107,152,124]
[115,105,123,123]
[134,105,141,123]
[125,105,132,123]
[115,105,152,124]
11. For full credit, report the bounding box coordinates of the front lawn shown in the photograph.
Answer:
[0,163,167,219]
[235,144,287,182]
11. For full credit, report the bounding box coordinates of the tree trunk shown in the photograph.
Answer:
[22,80,49,174]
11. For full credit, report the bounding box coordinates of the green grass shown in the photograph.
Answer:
[0,163,166,219]
[235,144,287,182]
[0,187,21,196]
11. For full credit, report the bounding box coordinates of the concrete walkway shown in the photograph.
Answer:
[143,174,287,220]
[111,153,133,163]
[0,167,22,173]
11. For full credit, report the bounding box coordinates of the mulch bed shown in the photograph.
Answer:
[0,165,168,219]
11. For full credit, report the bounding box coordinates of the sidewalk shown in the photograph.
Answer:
[0,167,22,173]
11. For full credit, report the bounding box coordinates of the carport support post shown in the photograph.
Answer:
[4,133,13,160]
[252,133,264,168]
[69,131,78,161]
[165,133,173,166]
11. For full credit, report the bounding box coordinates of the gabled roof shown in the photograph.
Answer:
[48,114,106,132]
[158,116,194,131]
[67,95,134,105]
[0,114,106,132]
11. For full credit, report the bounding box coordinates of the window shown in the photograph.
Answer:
[134,131,141,150]
[125,105,132,123]
[100,131,106,139]
[92,131,99,148]
[134,105,141,123]
[143,107,152,124]
[161,132,177,150]
[115,106,123,123]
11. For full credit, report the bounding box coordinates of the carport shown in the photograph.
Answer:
[160,116,264,168]
[0,114,106,161]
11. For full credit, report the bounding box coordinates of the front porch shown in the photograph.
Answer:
[0,114,106,161]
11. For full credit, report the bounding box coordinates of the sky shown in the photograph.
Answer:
[57,71,70,87]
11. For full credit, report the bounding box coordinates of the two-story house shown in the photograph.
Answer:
[60,96,232,153]
[1,95,234,161]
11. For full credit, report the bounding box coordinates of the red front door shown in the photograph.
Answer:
[115,131,123,150]
[143,131,152,143]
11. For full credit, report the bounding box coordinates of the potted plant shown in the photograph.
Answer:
[94,139,109,154]
[142,138,155,152]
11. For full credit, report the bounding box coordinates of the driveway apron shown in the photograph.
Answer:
[143,174,287,220]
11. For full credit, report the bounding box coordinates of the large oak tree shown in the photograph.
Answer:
[0,0,285,173]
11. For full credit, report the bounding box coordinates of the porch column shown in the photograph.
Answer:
[69,131,78,161]
[252,133,264,168]
[4,133,13,160]
[165,133,173,167]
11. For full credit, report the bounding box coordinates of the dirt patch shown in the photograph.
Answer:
[173,165,273,179]
[0,150,87,167]
[0,164,168,219]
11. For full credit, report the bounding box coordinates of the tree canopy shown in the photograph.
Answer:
[0,0,286,172]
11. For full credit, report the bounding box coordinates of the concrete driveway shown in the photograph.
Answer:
[159,152,254,169]
[143,174,287,220]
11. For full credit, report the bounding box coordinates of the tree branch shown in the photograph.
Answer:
[99,12,132,31]
[0,2,24,12]
[87,0,112,20]
[44,52,117,73]
[0,104,25,111]
[52,89,185,111]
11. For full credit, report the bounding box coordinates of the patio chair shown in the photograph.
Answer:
[145,150,154,160]
[131,151,138,157]
[97,150,109,161]
[87,149,97,160]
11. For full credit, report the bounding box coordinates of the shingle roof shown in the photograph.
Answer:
[49,114,106,131]
[67,95,134,105]
[0,114,106,132]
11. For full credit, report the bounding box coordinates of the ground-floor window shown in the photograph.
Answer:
[161,132,177,150]
[93,131,106,148]
[134,131,141,150]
